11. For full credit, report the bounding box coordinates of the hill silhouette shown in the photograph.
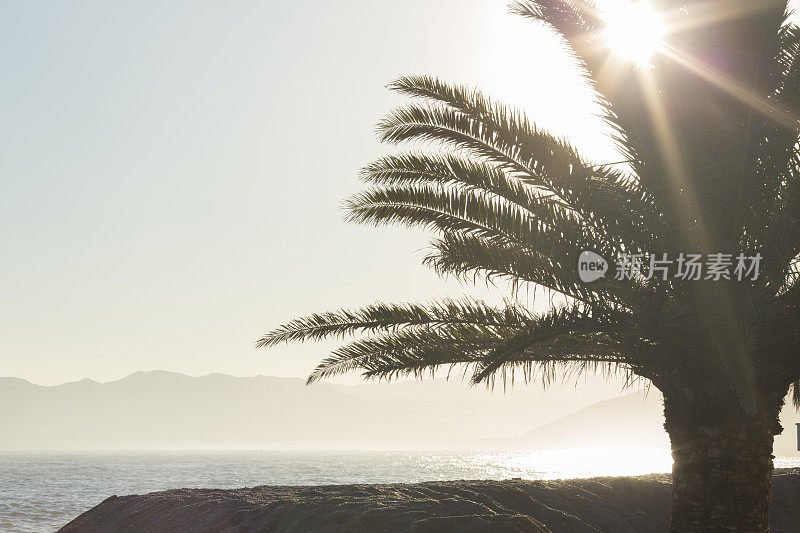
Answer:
[0,371,797,455]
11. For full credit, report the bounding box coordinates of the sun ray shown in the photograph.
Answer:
[635,69,714,253]
[659,42,800,134]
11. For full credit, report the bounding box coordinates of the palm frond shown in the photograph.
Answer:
[508,1,602,61]
[471,304,623,383]
[361,153,541,213]
[306,325,502,384]
[383,75,664,250]
[425,232,653,310]
[257,299,532,348]
[345,184,596,255]
[308,310,633,387]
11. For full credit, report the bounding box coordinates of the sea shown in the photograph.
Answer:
[3,449,799,533]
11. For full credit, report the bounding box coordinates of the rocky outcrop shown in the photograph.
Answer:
[60,469,800,532]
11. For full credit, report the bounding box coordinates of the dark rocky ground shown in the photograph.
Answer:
[59,469,800,532]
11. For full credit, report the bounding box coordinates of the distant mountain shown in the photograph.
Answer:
[0,370,619,451]
[509,392,669,449]
[0,371,796,455]
[482,392,798,457]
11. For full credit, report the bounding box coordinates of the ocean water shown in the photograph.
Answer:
[2,449,799,533]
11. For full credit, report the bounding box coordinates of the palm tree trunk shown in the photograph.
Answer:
[663,392,780,532]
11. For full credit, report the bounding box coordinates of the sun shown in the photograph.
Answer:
[601,1,666,66]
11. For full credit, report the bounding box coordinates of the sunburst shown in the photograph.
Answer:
[601,1,666,66]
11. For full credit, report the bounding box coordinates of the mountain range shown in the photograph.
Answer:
[0,371,797,455]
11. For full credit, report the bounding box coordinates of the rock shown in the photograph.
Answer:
[58,469,800,533]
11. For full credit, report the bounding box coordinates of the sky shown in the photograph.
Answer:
[0,0,619,385]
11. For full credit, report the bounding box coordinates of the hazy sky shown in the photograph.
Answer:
[1,1,618,385]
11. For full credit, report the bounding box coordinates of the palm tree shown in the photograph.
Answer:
[259,1,800,530]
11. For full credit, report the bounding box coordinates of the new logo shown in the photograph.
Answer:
[578,251,609,283]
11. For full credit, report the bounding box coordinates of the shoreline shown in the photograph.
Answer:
[60,468,800,532]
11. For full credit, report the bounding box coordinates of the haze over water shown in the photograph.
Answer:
[0,449,672,533]
[7,450,800,533]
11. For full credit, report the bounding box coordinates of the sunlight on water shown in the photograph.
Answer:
[775,456,800,468]
[2,450,798,533]
[471,446,674,480]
